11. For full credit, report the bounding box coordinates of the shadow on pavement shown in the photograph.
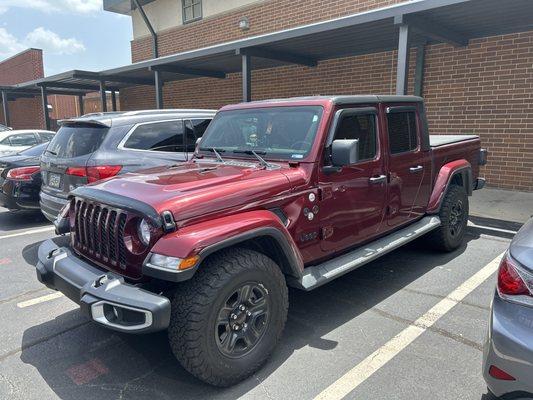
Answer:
[19,230,490,400]
[0,209,50,233]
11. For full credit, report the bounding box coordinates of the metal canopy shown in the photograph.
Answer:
[98,0,533,84]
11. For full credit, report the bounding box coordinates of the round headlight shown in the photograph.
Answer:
[138,219,151,246]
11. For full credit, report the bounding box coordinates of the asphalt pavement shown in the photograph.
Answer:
[0,204,522,400]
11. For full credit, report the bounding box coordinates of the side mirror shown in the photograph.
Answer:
[331,139,359,167]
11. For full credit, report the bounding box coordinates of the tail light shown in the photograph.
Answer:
[497,252,532,298]
[66,165,122,183]
[6,166,40,181]
[489,365,516,381]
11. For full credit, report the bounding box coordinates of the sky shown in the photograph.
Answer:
[0,0,133,76]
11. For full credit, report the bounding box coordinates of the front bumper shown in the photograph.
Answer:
[36,239,171,333]
[483,292,533,399]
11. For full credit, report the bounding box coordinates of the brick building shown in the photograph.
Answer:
[101,0,533,192]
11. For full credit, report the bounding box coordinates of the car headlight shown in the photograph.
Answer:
[147,253,199,271]
[138,219,151,246]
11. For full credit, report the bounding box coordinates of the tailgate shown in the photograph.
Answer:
[41,124,109,199]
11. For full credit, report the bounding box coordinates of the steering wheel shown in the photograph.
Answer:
[290,141,312,150]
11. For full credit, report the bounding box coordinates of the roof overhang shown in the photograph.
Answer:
[97,0,533,85]
[103,0,156,15]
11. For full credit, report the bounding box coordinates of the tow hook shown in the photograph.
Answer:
[94,275,109,288]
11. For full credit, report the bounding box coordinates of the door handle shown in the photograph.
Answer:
[409,165,423,173]
[369,175,387,184]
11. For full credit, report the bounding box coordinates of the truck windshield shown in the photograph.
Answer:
[199,106,323,160]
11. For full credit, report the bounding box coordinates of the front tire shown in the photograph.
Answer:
[426,184,469,252]
[168,248,288,387]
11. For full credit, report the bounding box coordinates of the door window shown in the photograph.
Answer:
[8,133,38,147]
[332,113,377,162]
[123,120,185,153]
[387,111,418,154]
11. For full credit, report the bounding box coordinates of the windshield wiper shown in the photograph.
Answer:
[232,149,272,169]
[199,147,225,163]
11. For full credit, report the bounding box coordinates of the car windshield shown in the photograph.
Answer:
[46,125,108,158]
[19,142,48,156]
[199,106,323,160]
[0,124,9,132]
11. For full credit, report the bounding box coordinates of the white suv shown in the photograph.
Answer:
[0,129,55,155]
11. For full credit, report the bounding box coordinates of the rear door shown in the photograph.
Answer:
[384,104,432,228]
[41,124,108,199]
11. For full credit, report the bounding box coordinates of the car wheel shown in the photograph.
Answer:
[426,184,469,252]
[168,247,288,387]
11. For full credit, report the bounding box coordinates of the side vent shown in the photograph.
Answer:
[270,208,289,227]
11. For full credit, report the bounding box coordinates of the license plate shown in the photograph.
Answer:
[48,173,62,189]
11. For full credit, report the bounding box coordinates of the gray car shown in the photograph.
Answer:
[483,217,533,399]
[40,109,215,221]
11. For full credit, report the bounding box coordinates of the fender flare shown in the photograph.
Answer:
[149,210,304,280]
[427,159,472,214]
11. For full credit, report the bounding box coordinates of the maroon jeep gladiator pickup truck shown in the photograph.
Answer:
[36,95,486,386]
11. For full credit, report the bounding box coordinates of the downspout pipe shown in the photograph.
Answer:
[132,0,158,58]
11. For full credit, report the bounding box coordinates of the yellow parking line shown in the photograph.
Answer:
[314,252,505,400]
[17,292,64,308]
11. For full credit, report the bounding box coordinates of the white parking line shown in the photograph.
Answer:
[0,226,55,240]
[314,252,505,400]
[467,221,518,235]
[17,292,64,308]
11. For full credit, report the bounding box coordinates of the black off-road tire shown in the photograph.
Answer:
[168,247,288,387]
[425,184,469,252]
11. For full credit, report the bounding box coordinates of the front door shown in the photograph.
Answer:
[384,104,432,228]
[318,106,388,253]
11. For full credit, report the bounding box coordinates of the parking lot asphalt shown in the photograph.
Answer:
[0,205,517,400]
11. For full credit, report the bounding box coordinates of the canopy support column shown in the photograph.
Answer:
[154,70,164,109]
[40,86,51,131]
[395,21,411,95]
[1,91,10,127]
[99,81,108,112]
[78,95,85,116]
[242,54,251,102]
[111,91,117,111]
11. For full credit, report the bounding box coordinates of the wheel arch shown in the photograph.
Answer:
[199,227,303,279]
[427,159,472,214]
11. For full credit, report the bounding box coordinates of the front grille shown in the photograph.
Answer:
[72,198,128,270]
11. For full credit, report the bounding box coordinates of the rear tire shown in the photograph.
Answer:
[168,248,288,387]
[426,184,468,252]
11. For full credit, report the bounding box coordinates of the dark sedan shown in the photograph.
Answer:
[483,216,533,399]
[0,142,48,211]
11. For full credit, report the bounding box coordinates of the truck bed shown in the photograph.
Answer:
[430,134,479,147]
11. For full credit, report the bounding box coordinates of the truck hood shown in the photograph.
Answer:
[93,160,306,223]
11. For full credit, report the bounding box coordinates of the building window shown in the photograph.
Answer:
[182,0,202,23]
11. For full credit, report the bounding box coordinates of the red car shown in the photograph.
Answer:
[36,96,486,386]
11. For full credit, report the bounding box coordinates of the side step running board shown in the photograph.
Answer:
[291,216,441,291]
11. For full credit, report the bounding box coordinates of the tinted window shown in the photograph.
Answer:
[185,118,210,152]
[333,113,377,161]
[19,142,48,156]
[9,133,37,146]
[387,111,418,154]
[124,120,184,152]
[200,106,323,160]
[47,125,107,158]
